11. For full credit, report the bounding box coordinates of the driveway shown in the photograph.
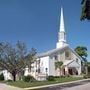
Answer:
[0,83,24,90]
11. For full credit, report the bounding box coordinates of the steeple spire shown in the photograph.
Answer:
[59,6,65,32]
[56,7,67,48]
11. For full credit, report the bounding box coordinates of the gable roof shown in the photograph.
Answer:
[69,47,82,61]
[63,60,80,68]
[37,45,82,61]
[37,45,69,58]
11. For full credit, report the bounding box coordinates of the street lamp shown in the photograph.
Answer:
[45,68,48,79]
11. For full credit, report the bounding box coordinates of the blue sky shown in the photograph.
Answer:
[0,0,90,60]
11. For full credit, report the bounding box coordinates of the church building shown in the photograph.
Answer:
[27,7,82,80]
[2,7,82,81]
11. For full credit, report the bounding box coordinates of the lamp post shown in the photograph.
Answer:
[45,68,48,79]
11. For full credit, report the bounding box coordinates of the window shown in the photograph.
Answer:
[65,51,69,57]
[76,59,78,63]
[37,60,40,64]
[60,32,64,40]
[54,55,58,60]
[37,68,40,73]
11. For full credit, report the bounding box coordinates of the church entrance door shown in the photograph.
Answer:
[68,68,73,75]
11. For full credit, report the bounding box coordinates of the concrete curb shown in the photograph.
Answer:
[24,79,90,90]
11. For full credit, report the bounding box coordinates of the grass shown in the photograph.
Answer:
[5,77,83,88]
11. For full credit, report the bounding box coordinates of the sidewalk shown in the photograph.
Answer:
[24,79,90,90]
[0,83,24,90]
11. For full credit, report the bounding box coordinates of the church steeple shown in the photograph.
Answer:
[56,7,67,48]
[59,6,65,32]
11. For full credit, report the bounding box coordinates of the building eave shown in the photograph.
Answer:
[69,47,83,61]
[37,45,69,58]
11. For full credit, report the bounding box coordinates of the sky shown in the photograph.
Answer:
[0,0,90,60]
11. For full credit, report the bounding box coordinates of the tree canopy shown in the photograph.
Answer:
[0,41,36,81]
[75,46,88,62]
[81,0,90,20]
[55,61,63,76]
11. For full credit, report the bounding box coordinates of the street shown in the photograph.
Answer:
[36,80,90,90]
[0,80,90,90]
[63,83,90,90]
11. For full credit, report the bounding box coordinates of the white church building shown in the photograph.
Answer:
[26,7,82,80]
[2,7,82,81]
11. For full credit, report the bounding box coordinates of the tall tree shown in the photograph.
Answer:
[81,0,90,20]
[16,41,27,80]
[75,46,87,62]
[0,41,36,81]
[0,42,18,81]
[25,48,37,72]
[75,46,88,74]
[55,61,63,76]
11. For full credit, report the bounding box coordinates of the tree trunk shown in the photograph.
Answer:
[12,70,17,81]
[13,74,16,81]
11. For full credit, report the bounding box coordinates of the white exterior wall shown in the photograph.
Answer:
[75,57,81,75]
[40,56,56,76]
[49,56,55,76]
[3,70,12,80]
[24,67,29,76]
[70,51,81,75]
[37,48,82,77]
[40,56,49,75]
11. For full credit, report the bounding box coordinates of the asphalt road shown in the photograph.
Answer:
[0,80,90,90]
[63,83,90,90]
[35,80,90,90]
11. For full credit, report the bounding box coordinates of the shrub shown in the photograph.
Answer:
[83,74,90,79]
[66,74,70,77]
[83,75,88,79]
[46,76,55,81]
[54,76,65,78]
[7,79,12,82]
[23,75,35,82]
[60,75,66,78]
[54,76,60,78]
[0,73,4,81]
[87,74,90,78]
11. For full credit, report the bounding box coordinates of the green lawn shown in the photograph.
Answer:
[5,77,83,88]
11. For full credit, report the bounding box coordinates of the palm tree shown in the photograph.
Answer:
[55,61,63,76]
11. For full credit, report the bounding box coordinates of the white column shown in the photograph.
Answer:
[24,66,29,76]
[77,67,81,75]
[65,67,68,75]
